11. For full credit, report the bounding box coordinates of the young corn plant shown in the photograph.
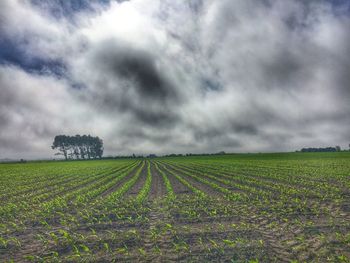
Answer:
[135,161,152,203]
[154,162,175,199]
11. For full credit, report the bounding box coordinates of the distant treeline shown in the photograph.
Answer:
[164,151,227,157]
[300,146,341,152]
[102,151,227,159]
[52,135,103,160]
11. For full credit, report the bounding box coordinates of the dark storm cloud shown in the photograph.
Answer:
[187,0,204,14]
[201,78,222,91]
[76,39,183,127]
[259,49,303,88]
[119,128,172,146]
[193,128,242,147]
[96,41,178,100]
[231,123,259,135]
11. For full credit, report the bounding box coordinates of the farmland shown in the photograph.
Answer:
[0,153,349,262]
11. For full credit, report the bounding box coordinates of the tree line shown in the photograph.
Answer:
[52,135,103,160]
[300,146,341,152]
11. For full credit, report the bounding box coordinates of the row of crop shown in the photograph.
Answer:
[0,162,140,222]
[174,161,342,200]
[193,160,346,193]
[182,161,304,186]
[162,163,245,201]
[162,161,343,216]
[135,161,152,203]
[75,161,144,205]
[168,162,297,197]
[154,162,175,199]
[0,163,109,192]
[3,161,142,240]
[160,161,264,196]
[37,161,142,217]
[0,166,91,198]
[30,164,130,204]
[157,163,205,197]
[100,161,146,208]
[171,160,299,188]
[0,169,109,220]
[220,160,348,197]
[0,172,77,202]
[0,163,134,205]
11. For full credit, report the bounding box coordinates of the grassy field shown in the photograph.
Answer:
[0,152,349,262]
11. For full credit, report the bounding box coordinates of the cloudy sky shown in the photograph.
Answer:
[0,0,349,159]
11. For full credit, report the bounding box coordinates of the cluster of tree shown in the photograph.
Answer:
[300,146,341,152]
[52,135,103,160]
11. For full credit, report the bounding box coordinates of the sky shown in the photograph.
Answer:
[0,0,350,159]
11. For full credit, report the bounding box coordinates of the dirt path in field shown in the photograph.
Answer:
[125,163,148,197]
[143,200,175,262]
[148,162,167,200]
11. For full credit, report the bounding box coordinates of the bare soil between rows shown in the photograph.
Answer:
[148,163,167,200]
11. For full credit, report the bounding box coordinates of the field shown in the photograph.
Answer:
[0,153,349,262]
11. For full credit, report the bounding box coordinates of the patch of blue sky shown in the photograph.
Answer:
[327,0,350,14]
[0,37,66,77]
[30,0,112,19]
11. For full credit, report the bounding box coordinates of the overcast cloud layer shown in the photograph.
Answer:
[0,0,349,159]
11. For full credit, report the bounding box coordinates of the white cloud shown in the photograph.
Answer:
[0,0,349,158]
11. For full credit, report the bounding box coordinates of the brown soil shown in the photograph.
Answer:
[125,163,148,197]
[158,166,192,195]
[148,163,167,200]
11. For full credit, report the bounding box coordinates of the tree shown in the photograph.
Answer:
[335,146,341,152]
[93,136,104,159]
[52,134,104,160]
[300,147,337,152]
[52,135,70,160]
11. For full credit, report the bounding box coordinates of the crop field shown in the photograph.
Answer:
[0,153,349,262]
